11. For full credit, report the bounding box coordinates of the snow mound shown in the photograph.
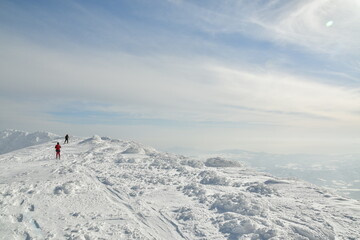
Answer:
[78,135,103,144]
[205,157,242,168]
[180,158,204,168]
[122,142,157,155]
[246,183,276,196]
[122,145,145,154]
[182,183,206,198]
[0,129,60,154]
[174,207,195,221]
[219,216,277,239]
[199,170,229,186]
[79,136,157,157]
[53,181,84,195]
[210,193,265,216]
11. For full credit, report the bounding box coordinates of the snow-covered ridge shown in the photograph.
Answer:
[0,134,359,239]
[0,129,60,155]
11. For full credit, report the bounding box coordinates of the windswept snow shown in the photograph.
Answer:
[199,150,360,200]
[0,133,359,240]
[0,129,60,155]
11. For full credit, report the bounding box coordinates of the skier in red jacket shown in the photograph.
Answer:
[55,142,61,159]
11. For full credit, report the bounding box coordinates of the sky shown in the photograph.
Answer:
[0,0,359,154]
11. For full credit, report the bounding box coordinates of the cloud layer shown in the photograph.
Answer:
[0,0,359,154]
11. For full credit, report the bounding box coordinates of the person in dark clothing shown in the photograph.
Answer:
[64,134,69,144]
[55,142,61,159]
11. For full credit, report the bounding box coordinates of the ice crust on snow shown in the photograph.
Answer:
[0,131,359,240]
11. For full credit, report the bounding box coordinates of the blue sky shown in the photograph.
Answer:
[1,0,359,154]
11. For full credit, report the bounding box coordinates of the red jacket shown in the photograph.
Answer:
[55,144,61,151]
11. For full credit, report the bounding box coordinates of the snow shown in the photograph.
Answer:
[0,129,60,155]
[196,150,360,200]
[0,130,359,240]
[204,157,242,168]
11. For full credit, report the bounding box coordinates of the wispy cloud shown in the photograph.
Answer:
[0,0,359,154]
[2,35,358,126]
[163,0,360,56]
[252,0,360,55]
[206,65,360,123]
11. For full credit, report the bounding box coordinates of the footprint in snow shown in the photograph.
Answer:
[24,232,31,240]
[29,204,35,211]
[33,219,41,229]
[17,214,23,222]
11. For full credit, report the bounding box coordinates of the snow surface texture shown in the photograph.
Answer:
[196,151,360,200]
[0,129,60,155]
[0,131,359,240]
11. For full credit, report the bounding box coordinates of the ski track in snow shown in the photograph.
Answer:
[0,134,359,240]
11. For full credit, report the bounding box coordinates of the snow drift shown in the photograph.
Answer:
[0,129,60,155]
[0,131,359,240]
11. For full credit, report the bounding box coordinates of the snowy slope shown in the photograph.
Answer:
[0,134,359,240]
[196,151,360,200]
[0,129,60,155]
